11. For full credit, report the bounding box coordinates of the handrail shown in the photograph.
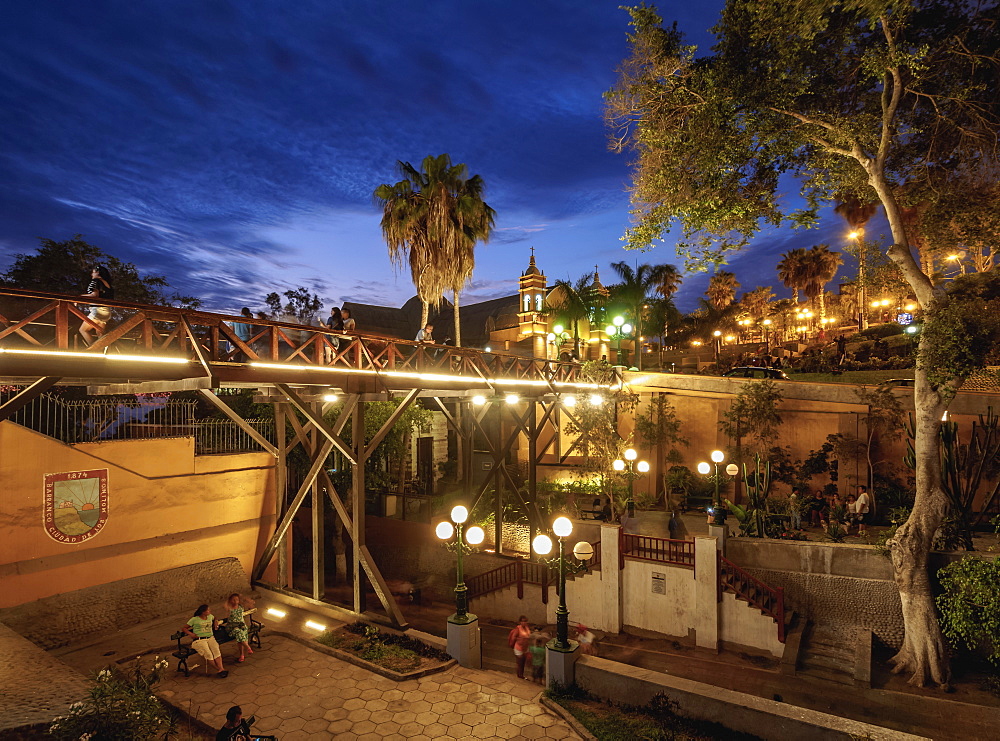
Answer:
[620,532,694,569]
[719,555,786,643]
[465,538,601,604]
[0,287,605,388]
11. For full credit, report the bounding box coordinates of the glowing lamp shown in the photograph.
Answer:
[532,534,553,556]
[711,450,725,463]
[435,521,454,540]
[450,505,468,524]
[466,526,485,545]
[612,459,626,471]
[697,462,711,475]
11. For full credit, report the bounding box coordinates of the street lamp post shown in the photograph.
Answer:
[613,448,650,515]
[435,505,486,667]
[849,230,868,330]
[697,450,739,527]
[532,516,594,685]
[712,330,722,365]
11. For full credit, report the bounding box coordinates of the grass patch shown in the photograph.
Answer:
[787,369,913,385]
[547,684,758,741]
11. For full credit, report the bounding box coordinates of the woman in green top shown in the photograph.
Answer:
[184,604,228,677]
[223,593,254,662]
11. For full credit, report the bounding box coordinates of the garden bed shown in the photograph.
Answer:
[305,621,454,681]
[545,684,759,741]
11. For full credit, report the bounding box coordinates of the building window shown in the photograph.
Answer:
[523,295,531,312]
[535,294,543,311]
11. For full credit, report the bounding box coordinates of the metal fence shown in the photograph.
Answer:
[193,418,275,455]
[1,390,196,444]
[2,389,274,454]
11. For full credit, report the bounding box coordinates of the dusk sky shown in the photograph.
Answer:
[0,1,881,315]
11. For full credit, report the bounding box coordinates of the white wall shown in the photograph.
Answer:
[719,592,784,657]
[622,559,697,639]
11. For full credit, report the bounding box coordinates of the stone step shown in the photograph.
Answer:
[800,652,853,674]
[806,642,854,660]
[797,665,855,686]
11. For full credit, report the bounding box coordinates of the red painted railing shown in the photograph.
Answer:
[619,532,694,569]
[466,539,602,604]
[0,287,592,385]
[719,555,786,643]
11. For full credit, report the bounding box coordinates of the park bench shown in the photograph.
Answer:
[170,612,263,677]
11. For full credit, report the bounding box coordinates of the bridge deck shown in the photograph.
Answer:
[0,287,606,394]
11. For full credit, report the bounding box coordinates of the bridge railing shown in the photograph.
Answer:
[0,287,599,386]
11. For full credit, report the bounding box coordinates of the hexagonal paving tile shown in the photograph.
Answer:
[473,723,500,739]
[423,721,449,737]
[302,718,328,734]
[398,721,425,737]
[392,710,417,725]
[496,722,522,739]
[414,710,437,725]
[352,719,378,735]
[519,725,547,739]
[448,722,473,738]
[342,697,366,711]
[277,716,305,733]
[546,725,572,739]
[347,707,372,722]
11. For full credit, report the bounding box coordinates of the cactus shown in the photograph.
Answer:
[741,453,772,537]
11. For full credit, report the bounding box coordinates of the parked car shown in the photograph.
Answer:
[882,378,915,388]
[723,366,790,380]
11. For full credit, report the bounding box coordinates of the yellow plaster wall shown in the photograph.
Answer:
[0,422,275,608]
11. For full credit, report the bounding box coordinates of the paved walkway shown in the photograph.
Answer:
[0,622,89,733]
[156,633,578,740]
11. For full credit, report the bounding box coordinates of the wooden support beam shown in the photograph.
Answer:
[0,377,61,422]
[310,419,325,602]
[359,545,408,628]
[275,403,288,587]
[352,401,366,614]
[275,384,356,464]
[197,389,278,456]
[253,436,334,581]
[179,315,216,384]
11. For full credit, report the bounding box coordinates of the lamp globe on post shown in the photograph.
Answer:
[435,504,483,668]
[613,447,649,518]
[533,516,595,687]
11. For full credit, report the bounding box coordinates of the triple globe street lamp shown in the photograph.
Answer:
[613,448,649,513]
[435,505,485,623]
[531,516,594,650]
[697,450,739,526]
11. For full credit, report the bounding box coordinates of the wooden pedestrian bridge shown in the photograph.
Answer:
[0,286,609,395]
[0,286,619,629]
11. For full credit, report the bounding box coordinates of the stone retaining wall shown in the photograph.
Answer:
[0,557,248,650]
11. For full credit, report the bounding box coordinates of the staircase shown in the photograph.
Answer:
[796,621,856,685]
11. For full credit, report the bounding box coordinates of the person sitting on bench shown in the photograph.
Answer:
[184,604,228,678]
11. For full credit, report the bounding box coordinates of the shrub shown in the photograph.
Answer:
[49,657,176,741]
[856,323,905,340]
[937,556,1000,665]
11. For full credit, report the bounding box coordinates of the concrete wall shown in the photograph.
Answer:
[0,421,275,610]
[622,558,696,639]
[576,655,928,741]
[719,591,785,657]
[726,538,904,648]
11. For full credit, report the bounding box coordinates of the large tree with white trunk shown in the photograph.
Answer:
[605,0,1000,687]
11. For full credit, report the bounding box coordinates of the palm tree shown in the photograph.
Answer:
[740,286,776,319]
[835,195,879,323]
[706,271,740,311]
[777,248,808,302]
[374,154,495,345]
[545,274,593,358]
[609,261,682,371]
[799,244,844,322]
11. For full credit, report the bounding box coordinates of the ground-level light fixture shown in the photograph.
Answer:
[305,620,327,632]
[265,607,287,619]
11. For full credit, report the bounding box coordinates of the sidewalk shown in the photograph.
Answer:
[51,601,579,741]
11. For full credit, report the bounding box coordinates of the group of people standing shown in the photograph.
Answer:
[788,485,873,536]
[508,615,596,684]
[182,593,255,679]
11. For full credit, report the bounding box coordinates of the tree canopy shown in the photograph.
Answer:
[605,0,1000,688]
[1,235,199,307]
